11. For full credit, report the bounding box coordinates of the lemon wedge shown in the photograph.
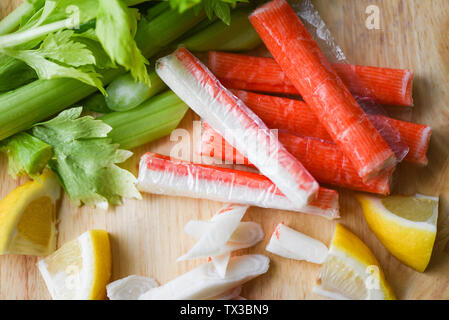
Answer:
[356,194,438,272]
[0,171,61,256]
[38,230,112,300]
[314,224,396,300]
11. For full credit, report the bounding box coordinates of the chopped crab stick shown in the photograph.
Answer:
[232,90,430,166]
[178,204,249,261]
[249,0,396,180]
[139,254,269,300]
[107,276,159,300]
[184,221,264,246]
[208,51,414,107]
[137,152,340,219]
[156,47,319,209]
[211,254,232,278]
[184,217,264,278]
[200,122,392,195]
[266,223,329,264]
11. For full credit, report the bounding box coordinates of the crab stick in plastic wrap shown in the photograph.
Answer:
[249,0,396,180]
[137,152,340,219]
[156,47,319,209]
[200,122,392,195]
[208,51,414,107]
[227,90,430,166]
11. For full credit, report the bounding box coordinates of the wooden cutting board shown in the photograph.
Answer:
[1,0,448,300]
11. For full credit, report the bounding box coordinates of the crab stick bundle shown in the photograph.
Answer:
[232,90,431,166]
[137,152,340,219]
[249,0,396,180]
[208,51,414,107]
[156,47,319,209]
[200,122,392,195]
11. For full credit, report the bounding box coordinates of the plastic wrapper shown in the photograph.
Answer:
[139,254,269,300]
[199,121,393,195]
[137,152,340,219]
[249,0,406,181]
[155,47,319,209]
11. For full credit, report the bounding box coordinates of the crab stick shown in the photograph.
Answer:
[139,254,269,300]
[231,90,430,166]
[156,47,319,209]
[137,152,340,219]
[184,221,264,249]
[200,122,392,195]
[249,0,396,180]
[266,223,328,264]
[208,51,414,107]
[178,204,249,261]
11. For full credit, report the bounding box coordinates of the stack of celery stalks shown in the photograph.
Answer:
[0,0,261,206]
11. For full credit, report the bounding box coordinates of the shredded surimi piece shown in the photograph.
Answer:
[184,221,264,252]
[200,122,392,195]
[178,204,249,261]
[249,0,396,180]
[266,223,328,264]
[181,207,264,278]
[137,152,340,219]
[156,47,319,209]
[208,51,414,107]
[106,275,159,300]
[229,90,430,166]
[139,254,269,300]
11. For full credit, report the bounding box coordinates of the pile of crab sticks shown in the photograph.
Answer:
[137,0,430,220]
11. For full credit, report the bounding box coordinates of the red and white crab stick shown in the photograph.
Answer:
[208,51,414,107]
[156,47,319,209]
[249,0,396,180]
[199,122,393,195]
[137,153,340,219]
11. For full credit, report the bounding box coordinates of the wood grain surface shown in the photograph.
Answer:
[1,0,448,300]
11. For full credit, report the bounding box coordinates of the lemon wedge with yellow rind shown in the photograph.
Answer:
[314,224,396,300]
[356,194,438,272]
[38,229,112,300]
[0,171,60,256]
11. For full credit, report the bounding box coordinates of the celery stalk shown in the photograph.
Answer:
[180,7,262,52]
[145,1,171,20]
[0,8,205,141]
[100,91,188,150]
[135,7,206,57]
[0,132,53,178]
[0,0,44,35]
[81,92,111,114]
[104,8,260,113]
[105,70,166,112]
[0,55,36,91]
[0,68,122,141]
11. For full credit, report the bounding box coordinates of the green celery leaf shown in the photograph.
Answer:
[40,30,96,67]
[96,0,150,86]
[2,29,105,92]
[32,107,141,208]
[0,132,53,179]
[212,0,231,25]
